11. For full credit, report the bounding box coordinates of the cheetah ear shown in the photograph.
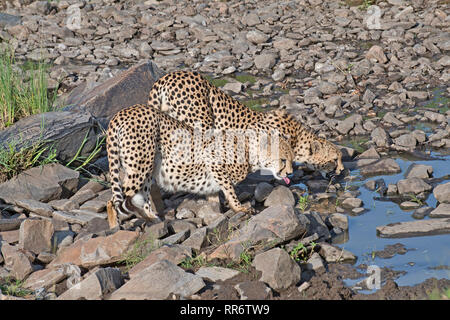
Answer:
[310,141,322,154]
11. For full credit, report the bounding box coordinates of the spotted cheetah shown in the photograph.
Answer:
[106,103,294,226]
[148,71,344,178]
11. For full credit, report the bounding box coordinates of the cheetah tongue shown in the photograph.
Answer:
[283,177,290,185]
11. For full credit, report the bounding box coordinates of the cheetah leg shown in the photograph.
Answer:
[210,167,255,215]
[206,193,220,204]
[137,175,162,223]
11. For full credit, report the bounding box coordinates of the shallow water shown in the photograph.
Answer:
[337,152,450,289]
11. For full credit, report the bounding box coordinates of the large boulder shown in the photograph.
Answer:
[0,163,79,204]
[65,60,165,129]
[0,111,99,163]
[434,182,450,204]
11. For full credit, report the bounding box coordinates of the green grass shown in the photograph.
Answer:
[204,75,229,88]
[0,139,57,183]
[344,137,369,153]
[120,235,160,272]
[180,254,209,269]
[408,194,423,206]
[65,130,106,172]
[0,46,58,129]
[297,195,310,212]
[423,88,450,113]
[289,241,317,262]
[243,98,269,111]
[0,278,32,298]
[235,74,257,84]
[428,287,450,300]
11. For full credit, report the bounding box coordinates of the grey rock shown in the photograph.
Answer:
[429,203,450,218]
[360,158,401,176]
[254,182,274,202]
[394,134,417,148]
[383,112,404,126]
[336,114,363,135]
[327,213,348,230]
[252,248,301,291]
[377,218,450,238]
[182,227,207,252]
[397,178,432,195]
[412,207,433,219]
[434,182,450,204]
[0,219,23,232]
[0,164,79,204]
[52,210,103,226]
[405,164,433,179]
[357,147,380,159]
[319,243,356,263]
[366,45,388,63]
[128,244,192,278]
[169,220,197,235]
[424,111,446,123]
[160,229,190,246]
[1,242,34,281]
[49,199,79,211]
[246,30,269,44]
[342,198,363,209]
[79,200,106,213]
[304,212,329,240]
[210,205,307,261]
[371,127,391,148]
[264,186,295,207]
[110,260,205,300]
[144,221,169,239]
[0,111,99,163]
[23,268,66,291]
[65,61,165,129]
[0,13,21,28]
[318,81,338,95]
[303,252,325,273]
[58,267,123,300]
[222,82,243,94]
[254,54,277,70]
[19,219,54,254]
[15,199,53,218]
[234,281,272,300]
[196,266,240,282]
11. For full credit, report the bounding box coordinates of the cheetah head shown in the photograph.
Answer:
[257,135,294,184]
[294,138,344,179]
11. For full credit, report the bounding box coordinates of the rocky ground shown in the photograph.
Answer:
[0,0,449,300]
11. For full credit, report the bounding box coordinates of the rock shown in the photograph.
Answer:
[234,281,273,300]
[109,260,205,300]
[394,134,417,148]
[196,203,222,225]
[264,186,295,207]
[0,164,79,204]
[1,242,34,281]
[319,243,357,263]
[76,217,111,239]
[23,268,66,291]
[360,159,401,176]
[19,219,54,255]
[254,182,274,202]
[52,210,105,226]
[0,13,21,28]
[405,164,433,179]
[366,45,388,63]
[429,204,450,218]
[58,268,123,300]
[49,199,79,211]
[371,127,391,148]
[210,205,307,261]
[49,230,139,268]
[397,178,432,195]
[400,201,421,210]
[424,111,446,123]
[182,226,207,252]
[273,38,297,51]
[65,61,165,129]
[434,182,450,204]
[160,229,190,246]
[0,111,99,163]
[252,248,301,291]
[303,252,325,273]
[144,221,169,239]
[412,207,433,219]
[15,199,53,218]
[0,219,23,232]
[246,30,269,44]
[272,69,285,82]
[357,147,380,160]
[318,81,338,95]
[304,212,329,240]
[175,208,195,219]
[377,219,450,238]
[79,200,106,213]
[0,230,19,244]
[387,184,398,195]
[196,266,240,282]
[336,114,363,135]
[327,213,348,230]
[254,54,277,70]
[341,198,363,209]
[222,82,243,94]
[128,244,191,278]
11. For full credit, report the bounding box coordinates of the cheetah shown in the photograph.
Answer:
[106,103,294,226]
[148,71,344,178]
